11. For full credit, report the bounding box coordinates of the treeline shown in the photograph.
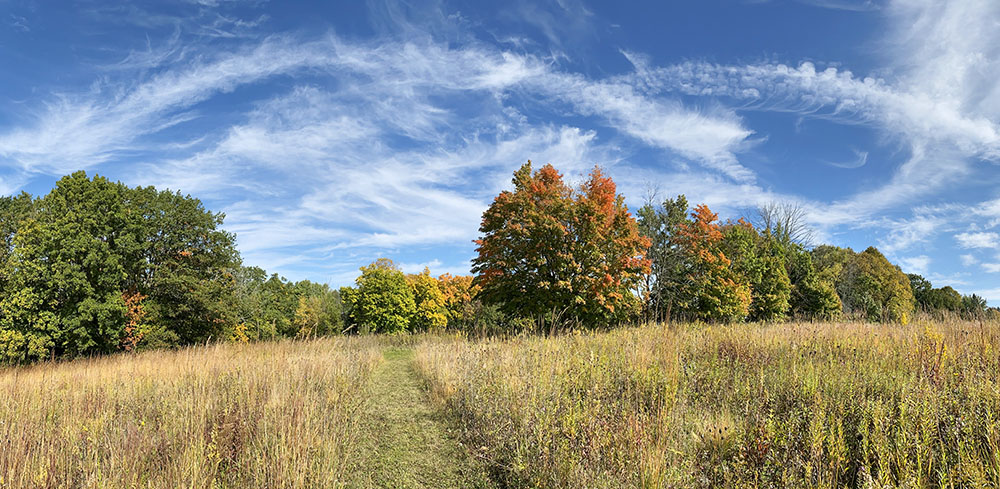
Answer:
[0,172,342,364]
[1,166,995,362]
[339,162,995,337]
[460,162,994,333]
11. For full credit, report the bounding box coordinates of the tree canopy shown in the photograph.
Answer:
[472,161,650,332]
[0,172,342,364]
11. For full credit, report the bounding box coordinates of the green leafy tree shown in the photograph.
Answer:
[721,221,791,321]
[345,258,415,334]
[0,192,34,266]
[783,244,841,319]
[231,269,342,340]
[0,172,244,362]
[925,286,962,312]
[637,194,691,322]
[961,294,988,319]
[0,173,128,360]
[121,184,240,345]
[839,247,915,323]
[908,274,933,308]
[909,274,963,314]
[291,280,342,335]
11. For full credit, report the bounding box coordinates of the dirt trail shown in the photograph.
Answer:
[346,347,495,489]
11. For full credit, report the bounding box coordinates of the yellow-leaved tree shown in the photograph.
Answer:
[407,268,447,331]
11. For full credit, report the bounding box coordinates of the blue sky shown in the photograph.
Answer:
[2,0,1000,303]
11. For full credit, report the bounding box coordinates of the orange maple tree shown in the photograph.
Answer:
[472,161,650,330]
[674,204,751,321]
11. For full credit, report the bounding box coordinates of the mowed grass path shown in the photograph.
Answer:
[346,347,496,489]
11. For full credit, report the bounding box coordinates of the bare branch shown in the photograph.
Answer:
[752,201,814,246]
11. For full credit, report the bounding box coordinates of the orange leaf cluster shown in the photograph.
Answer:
[121,291,147,352]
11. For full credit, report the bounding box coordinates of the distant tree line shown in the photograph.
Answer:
[339,161,996,336]
[0,172,341,364]
[1,166,995,362]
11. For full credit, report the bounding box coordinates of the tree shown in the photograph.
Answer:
[673,205,751,322]
[961,294,988,319]
[751,201,814,246]
[472,162,650,332]
[721,221,791,321]
[637,194,691,322]
[344,258,415,334]
[437,273,478,330]
[0,172,245,362]
[0,173,129,361]
[785,244,841,319]
[407,268,447,331]
[809,245,856,320]
[0,192,34,268]
[293,296,322,338]
[291,280,343,335]
[908,274,933,309]
[909,274,964,314]
[925,286,962,312]
[120,184,240,345]
[839,247,914,323]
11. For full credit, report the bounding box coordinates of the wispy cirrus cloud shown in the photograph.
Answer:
[1,0,999,295]
[0,21,759,281]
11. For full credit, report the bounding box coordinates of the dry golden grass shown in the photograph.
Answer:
[0,337,381,488]
[415,319,1000,488]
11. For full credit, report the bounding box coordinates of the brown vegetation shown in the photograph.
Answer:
[0,337,381,488]
[415,319,1000,488]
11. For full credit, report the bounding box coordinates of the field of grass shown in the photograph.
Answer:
[0,337,383,488]
[3,320,998,488]
[415,320,1000,488]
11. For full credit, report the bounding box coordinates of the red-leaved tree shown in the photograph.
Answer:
[472,161,650,332]
[674,204,751,322]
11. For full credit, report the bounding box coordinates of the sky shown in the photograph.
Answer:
[1,0,1000,303]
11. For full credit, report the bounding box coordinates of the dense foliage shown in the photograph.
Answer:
[0,172,341,364]
[673,205,752,322]
[471,162,651,332]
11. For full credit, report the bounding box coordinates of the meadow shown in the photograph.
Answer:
[416,319,1000,488]
[0,337,383,488]
[2,319,999,488]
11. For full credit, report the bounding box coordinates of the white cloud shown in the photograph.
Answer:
[0,36,340,174]
[983,263,1000,273]
[961,254,978,266]
[974,288,1000,302]
[898,255,931,275]
[0,30,757,185]
[956,231,999,249]
[528,72,756,181]
[796,0,879,11]
[876,212,948,254]
[619,0,1000,227]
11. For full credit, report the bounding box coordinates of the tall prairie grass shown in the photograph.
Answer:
[415,320,1000,488]
[0,337,381,488]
